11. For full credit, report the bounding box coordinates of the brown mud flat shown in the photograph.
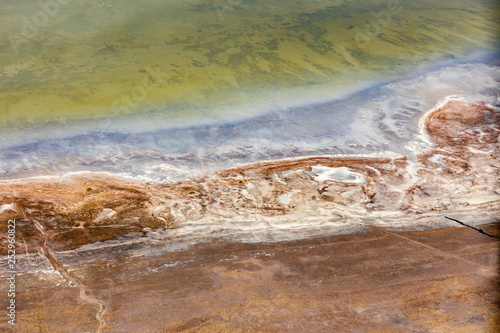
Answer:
[0,224,499,332]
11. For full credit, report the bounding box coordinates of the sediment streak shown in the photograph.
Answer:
[28,211,108,333]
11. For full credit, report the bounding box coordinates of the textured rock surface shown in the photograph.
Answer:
[1,99,498,253]
[0,98,499,331]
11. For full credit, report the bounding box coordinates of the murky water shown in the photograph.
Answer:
[0,0,499,178]
[1,61,498,180]
[1,0,498,127]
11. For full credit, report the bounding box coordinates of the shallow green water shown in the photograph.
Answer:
[0,0,498,130]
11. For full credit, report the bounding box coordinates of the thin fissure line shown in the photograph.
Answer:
[444,216,500,240]
[374,227,496,273]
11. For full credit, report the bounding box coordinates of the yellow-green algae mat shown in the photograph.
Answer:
[0,0,498,131]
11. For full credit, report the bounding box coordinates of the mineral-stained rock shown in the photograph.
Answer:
[424,99,499,146]
[0,98,499,331]
[1,100,499,252]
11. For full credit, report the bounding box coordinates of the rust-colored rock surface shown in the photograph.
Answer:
[424,99,499,147]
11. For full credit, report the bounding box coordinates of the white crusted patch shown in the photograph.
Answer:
[306,165,365,184]
[96,208,116,220]
[278,190,301,204]
[0,203,17,215]
[428,154,446,164]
